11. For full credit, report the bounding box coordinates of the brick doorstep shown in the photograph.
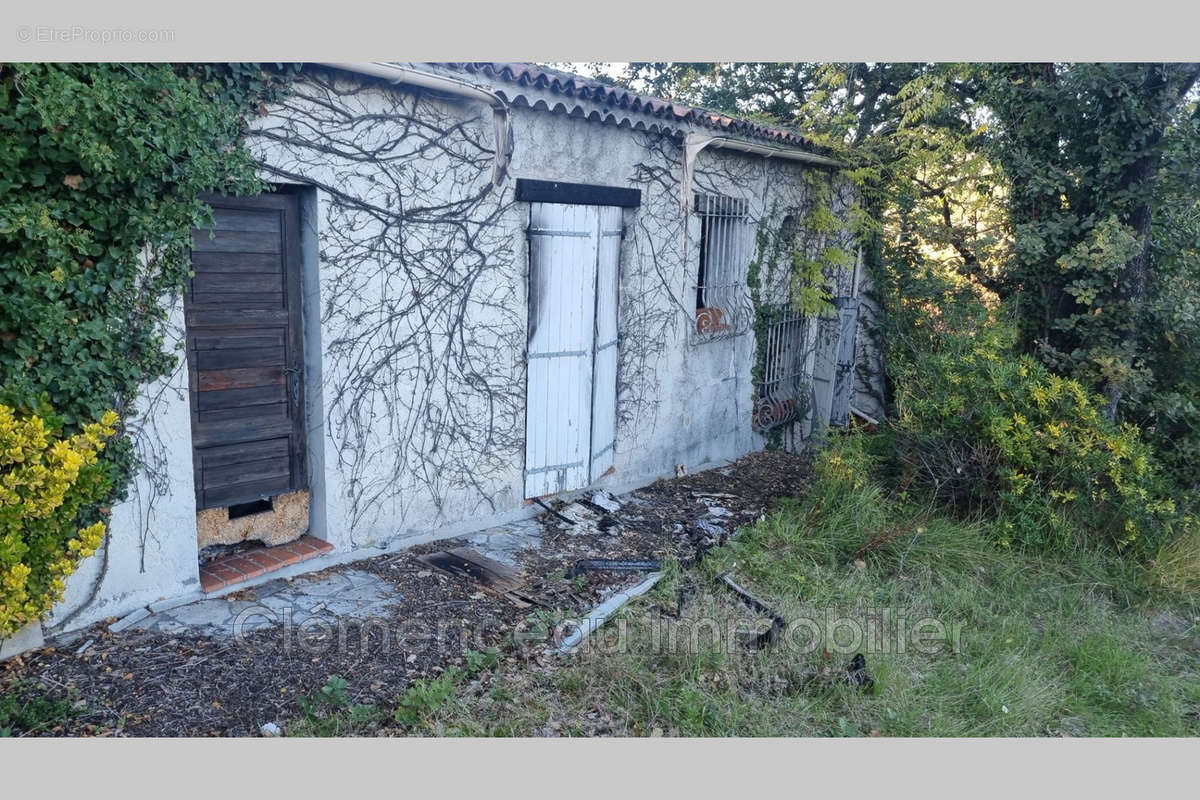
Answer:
[199,535,333,593]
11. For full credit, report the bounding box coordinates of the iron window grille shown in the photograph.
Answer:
[692,193,753,343]
[753,303,812,432]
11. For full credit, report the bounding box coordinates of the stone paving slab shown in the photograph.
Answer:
[129,503,552,639]
[464,518,543,566]
[133,568,405,639]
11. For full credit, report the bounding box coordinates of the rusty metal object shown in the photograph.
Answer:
[566,559,661,579]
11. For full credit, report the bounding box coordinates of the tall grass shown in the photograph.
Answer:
[284,434,1199,737]
[1151,522,1200,595]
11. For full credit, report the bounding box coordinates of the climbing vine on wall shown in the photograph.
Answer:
[249,69,525,535]
[0,63,292,624]
[0,63,292,493]
[744,164,858,442]
[620,132,691,434]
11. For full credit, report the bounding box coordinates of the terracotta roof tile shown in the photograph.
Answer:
[434,62,824,152]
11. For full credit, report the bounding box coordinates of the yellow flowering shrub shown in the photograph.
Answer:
[814,431,872,492]
[889,317,1177,554]
[0,404,116,637]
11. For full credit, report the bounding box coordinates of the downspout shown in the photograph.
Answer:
[681,132,845,210]
[550,571,664,654]
[318,62,513,187]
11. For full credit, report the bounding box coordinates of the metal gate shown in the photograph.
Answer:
[524,202,621,498]
[829,297,860,427]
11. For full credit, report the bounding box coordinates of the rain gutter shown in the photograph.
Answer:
[319,61,513,186]
[682,132,846,210]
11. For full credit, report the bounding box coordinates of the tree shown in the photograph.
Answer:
[605,63,1001,399]
[1134,95,1200,487]
[980,63,1200,420]
[581,62,1200,486]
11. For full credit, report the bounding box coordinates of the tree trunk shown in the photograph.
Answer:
[1103,64,1200,421]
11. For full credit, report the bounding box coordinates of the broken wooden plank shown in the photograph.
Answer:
[417,547,535,606]
[720,572,786,647]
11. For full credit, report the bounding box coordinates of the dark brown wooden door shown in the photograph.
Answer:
[185,193,307,510]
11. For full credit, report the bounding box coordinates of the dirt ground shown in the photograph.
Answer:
[0,450,810,737]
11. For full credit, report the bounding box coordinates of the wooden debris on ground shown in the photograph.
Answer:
[719,572,787,648]
[417,547,544,608]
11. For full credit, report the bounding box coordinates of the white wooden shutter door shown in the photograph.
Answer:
[524,203,599,498]
[589,206,621,481]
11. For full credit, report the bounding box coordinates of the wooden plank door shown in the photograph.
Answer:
[523,202,622,498]
[184,193,307,510]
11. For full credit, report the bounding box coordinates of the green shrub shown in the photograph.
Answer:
[0,63,291,513]
[0,403,116,637]
[887,310,1178,553]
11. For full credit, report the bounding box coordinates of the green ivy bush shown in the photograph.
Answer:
[0,63,292,501]
[0,64,294,627]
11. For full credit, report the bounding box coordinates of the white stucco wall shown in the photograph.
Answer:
[50,302,201,630]
[51,66,862,633]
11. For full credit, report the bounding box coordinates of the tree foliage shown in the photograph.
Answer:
[1137,98,1200,487]
[598,61,1200,519]
[979,63,1200,421]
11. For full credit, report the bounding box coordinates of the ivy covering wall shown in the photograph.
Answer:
[0,63,293,632]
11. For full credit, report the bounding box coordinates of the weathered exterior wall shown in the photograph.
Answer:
[50,301,202,631]
[51,66,865,634]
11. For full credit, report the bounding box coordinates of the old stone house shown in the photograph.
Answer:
[38,62,882,638]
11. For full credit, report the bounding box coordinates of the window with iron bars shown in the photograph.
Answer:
[753,303,811,432]
[693,193,753,342]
